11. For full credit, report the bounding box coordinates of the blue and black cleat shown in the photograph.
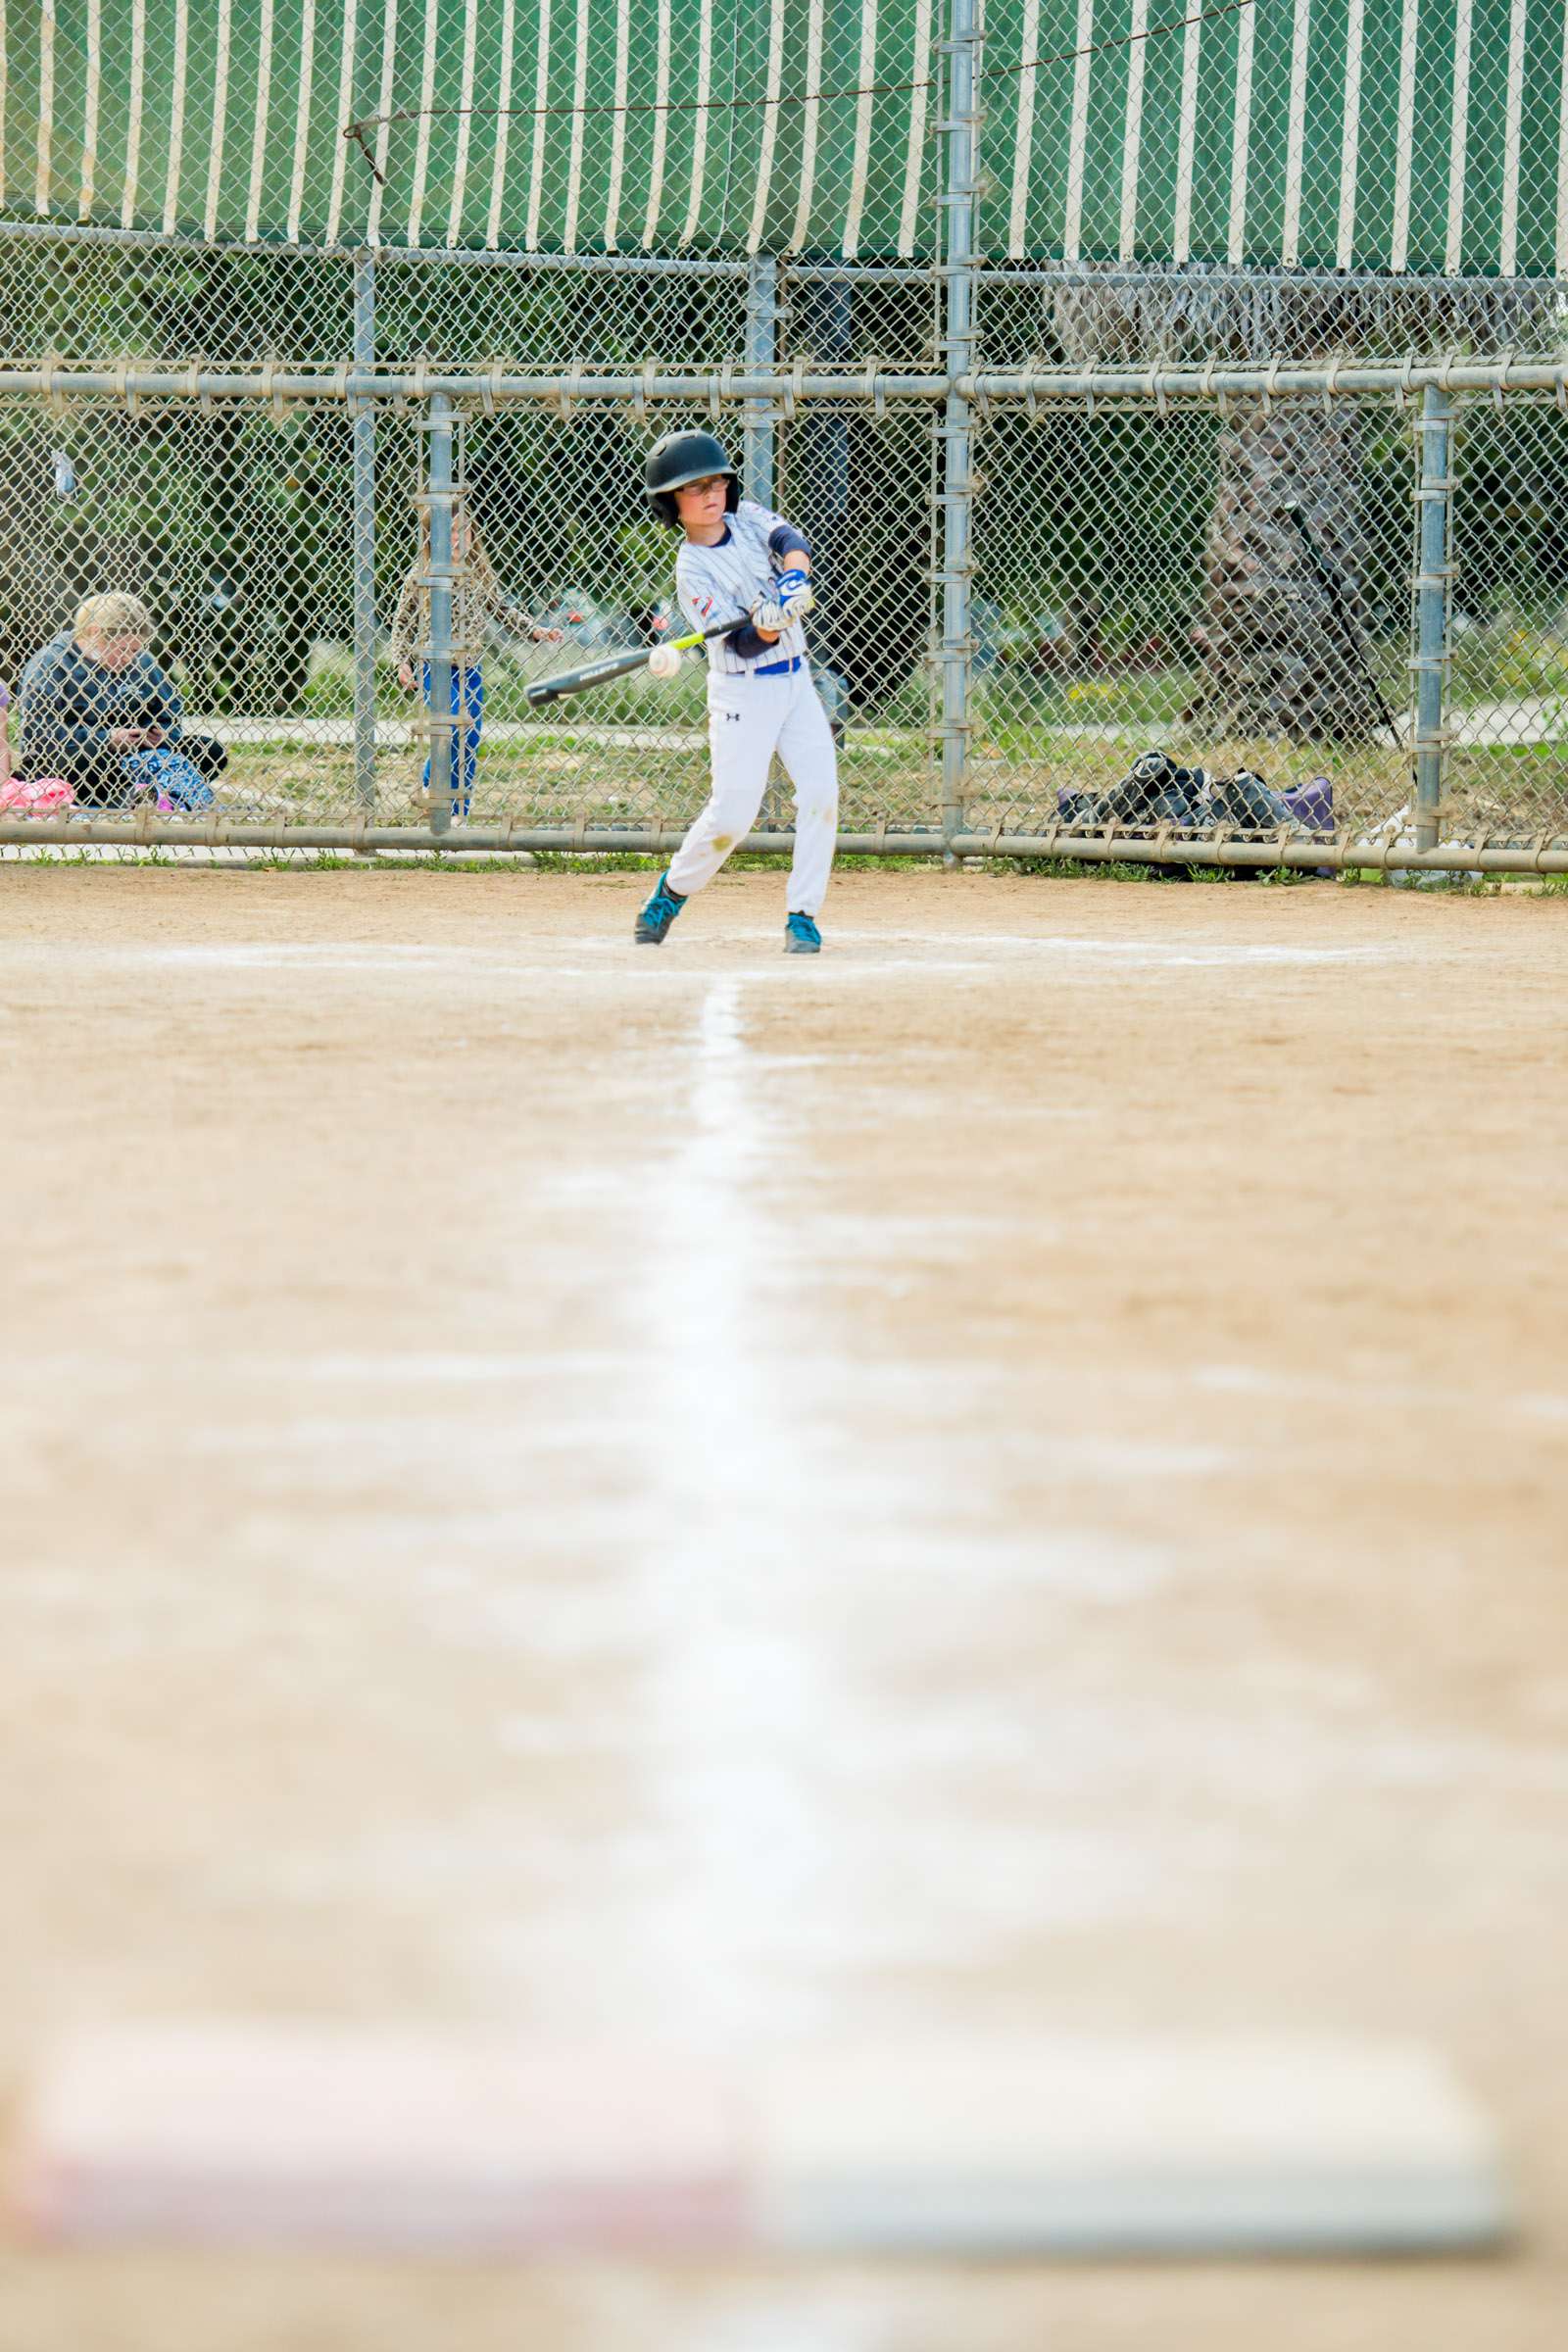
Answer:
[634,871,687,945]
[784,911,821,955]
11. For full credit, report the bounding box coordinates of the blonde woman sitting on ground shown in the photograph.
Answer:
[17,592,229,813]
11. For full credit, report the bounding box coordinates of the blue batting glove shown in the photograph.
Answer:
[774,566,814,618]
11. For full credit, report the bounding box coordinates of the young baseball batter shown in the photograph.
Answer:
[634,429,838,954]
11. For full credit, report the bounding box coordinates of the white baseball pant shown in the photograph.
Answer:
[667,662,839,915]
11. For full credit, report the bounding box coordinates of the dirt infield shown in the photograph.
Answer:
[3,866,1566,2349]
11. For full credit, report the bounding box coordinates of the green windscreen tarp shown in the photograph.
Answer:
[1,0,1562,270]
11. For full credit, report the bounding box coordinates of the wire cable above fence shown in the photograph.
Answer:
[341,0,1260,185]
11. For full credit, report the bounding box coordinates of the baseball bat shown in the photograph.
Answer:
[525,617,739,706]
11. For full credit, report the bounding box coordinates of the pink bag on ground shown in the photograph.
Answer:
[0,778,74,814]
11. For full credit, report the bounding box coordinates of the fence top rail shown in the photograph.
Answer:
[0,365,954,405]
[975,357,1568,403]
[1,357,1565,407]
[0,219,945,285]
[12,220,1568,305]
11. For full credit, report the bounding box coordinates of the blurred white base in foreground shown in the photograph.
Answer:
[13,2028,1508,2257]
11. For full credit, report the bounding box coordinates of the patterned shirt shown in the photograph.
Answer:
[389,540,535,667]
[676,501,810,678]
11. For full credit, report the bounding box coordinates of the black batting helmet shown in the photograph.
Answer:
[644,429,740,526]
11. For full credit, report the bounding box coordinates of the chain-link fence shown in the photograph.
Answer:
[967,389,1419,840]
[1445,392,1568,839]
[5,187,1568,872]
[4,341,1568,869]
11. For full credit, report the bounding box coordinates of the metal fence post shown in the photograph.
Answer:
[743,257,778,505]
[1413,383,1453,853]
[424,390,457,839]
[351,251,378,813]
[937,0,982,849]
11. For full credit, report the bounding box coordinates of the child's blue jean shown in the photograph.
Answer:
[421,663,484,817]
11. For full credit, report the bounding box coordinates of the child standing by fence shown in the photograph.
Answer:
[390,514,560,820]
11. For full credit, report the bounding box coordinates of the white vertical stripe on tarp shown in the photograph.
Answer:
[790,0,826,250]
[898,0,933,257]
[642,0,672,245]
[36,0,57,214]
[563,0,591,250]
[286,0,316,241]
[1062,0,1100,262]
[1557,0,1568,269]
[1007,0,1041,260]
[1119,0,1149,260]
[1063,0,1095,262]
[203,0,233,240]
[246,0,277,241]
[1171,5,1201,264]
[407,0,440,247]
[1336,0,1363,268]
[1390,0,1418,271]
[1226,0,1253,261]
[366,0,400,246]
[842,0,879,257]
[78,0,101,219]
[747,0,787,254]
[1281,0,1310,265]
[682,0,713,242]
[325,0,358,243]
[1498,0,1527,274]
[122,0,155,226]
[525,0,553,248]
[604,0,633,248]
[1446,0,1473,272]
[163,0,189,230]
[487,0,517,246]
[448,0,481,245]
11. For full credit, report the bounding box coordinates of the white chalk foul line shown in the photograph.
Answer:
[3,934,1411,983]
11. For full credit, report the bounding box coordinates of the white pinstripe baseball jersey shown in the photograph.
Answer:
[675,500,809,677]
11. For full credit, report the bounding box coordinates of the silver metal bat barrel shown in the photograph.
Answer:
[525,616,743,707]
